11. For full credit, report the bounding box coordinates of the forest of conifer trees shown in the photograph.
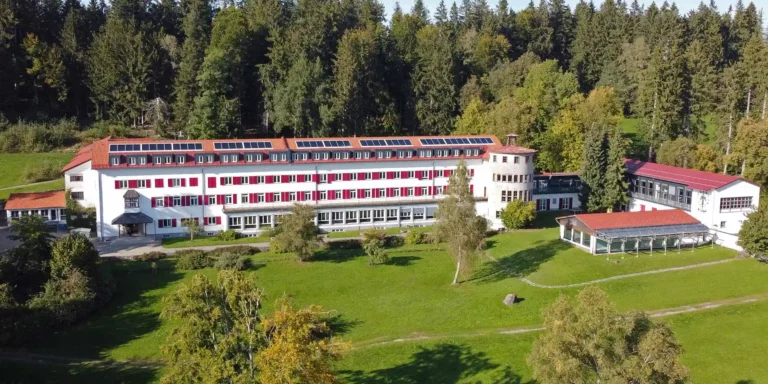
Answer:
[0,0,766,179]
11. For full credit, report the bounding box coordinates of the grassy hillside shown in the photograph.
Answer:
[0,153,74,189]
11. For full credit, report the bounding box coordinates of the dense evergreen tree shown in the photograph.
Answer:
[172,0,212,129]
[580,126,608,212]
[413,25,457,135]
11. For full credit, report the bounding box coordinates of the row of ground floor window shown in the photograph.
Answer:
[226,206,438,231]
[563,228,705,254]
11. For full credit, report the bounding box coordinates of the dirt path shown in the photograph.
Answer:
[0,179,60,191]
[485,253,738,289]
[354,293,768,349]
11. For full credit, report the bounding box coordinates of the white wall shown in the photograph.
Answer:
[486,152,535,226]
[64,161,98,208]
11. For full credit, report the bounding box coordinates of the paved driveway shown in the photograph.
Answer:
[92,236,270,258]
[0,227,19,254]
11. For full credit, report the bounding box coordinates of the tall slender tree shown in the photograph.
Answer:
[413,25,458,135]
[172,0,212,130]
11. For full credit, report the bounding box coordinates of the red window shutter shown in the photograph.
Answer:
[151,198,156,207]
[342,190,348,199]
[470,169,475,176]
[158,220,164,228]
[266,176,273,184]
[220,177,226,184]
[401,187,407,196]
[216,216,222,225]
[115,180,120,189]
[312,174,319,183]
[234,177,241,185]
[280,192,287,201]
[190,178,198,187]
[428,186,433,195]
[249,176,257,184]
[311,191,317,200]
[268,193,275,203]
[357,172,365,180]
[415,187,422,197]
[167,178,173,187]
[327,190,334,200]
[282,175,289,183]
[416,171,422,179]
[127,180,135,189]
[163,196,170,207]
[372,172,380,180]
[198,195,204,205]
[372,189,379,198]
[428,170,433,179]
[180,196,186,207]
[470,185,474,194]
[172,219,177,227]
[342,173,350,181]
[386,172,394,179]
[328,174,335,183]
[233,194,237,204]
[400,171,408,179]
[297,174,305,182]
[208,177,216,188]
[358,188,365,197]
[156,178,164,188]
[181,178,186,187]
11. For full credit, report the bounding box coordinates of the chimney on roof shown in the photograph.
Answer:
[506,133,518,146]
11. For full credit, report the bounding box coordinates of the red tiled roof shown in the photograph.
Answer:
[5,190,66,210]
[85,135,510,170]
[572,209,700,230]
[486,145,537,155]
[62,143,94,172]
[624,159,742,191]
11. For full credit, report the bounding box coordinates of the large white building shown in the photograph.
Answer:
[60,134,563,240]
[4,133,755,252]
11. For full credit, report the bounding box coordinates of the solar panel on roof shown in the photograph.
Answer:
[420,137,494,146]
[109,144,143,152]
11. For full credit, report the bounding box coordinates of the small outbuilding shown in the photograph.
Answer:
[556,209,711,255]
[4,190,67,224]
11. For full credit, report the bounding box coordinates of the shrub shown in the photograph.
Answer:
[384,235,404,248]
[425,231,443,244]
[362,230,388,265]
[404,231,426,245]
[175,251,213,270]
[500,200,536,230]
[208,245,258,257]
[217,229,240,241]
[22,159,65,183]
[132,251,167,262]
[0,119,78,153]
[214,254,248,270]
[326,239,362,250]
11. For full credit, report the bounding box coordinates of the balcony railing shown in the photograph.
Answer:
[532,186,581,195]
[629,191,691,211]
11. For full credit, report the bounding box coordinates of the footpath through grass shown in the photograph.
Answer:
[161,235,269,248]
[325,225,433,239]
[0,153,74,189]
[0,179,65,200]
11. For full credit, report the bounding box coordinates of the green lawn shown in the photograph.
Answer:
[325,225,433,239]
[12,227,768,382]
[0,153,74,189]
[161,235,270,248]
[0,179,65,200]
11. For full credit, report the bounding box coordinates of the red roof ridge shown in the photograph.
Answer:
[5,190,66,210]
[623,158,743,191]
[572,209,700,230]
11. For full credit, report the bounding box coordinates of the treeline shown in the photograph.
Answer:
[0,0,766,172]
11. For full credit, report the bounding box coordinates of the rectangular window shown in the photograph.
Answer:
[320,174,328,183]
[257,193,265,203]
[364,189,371,198]
[172,196,181,206]
[159,219,172,228]
[244,216,257,229]
[111,157,120,165]
[345,211,357,221]
[304,192,311,200]
[259,215,272,225]
[69,175,83,182]
[170,178,182,187]
[206,217,217,225]
[289,192,296,201]
[273,193,281,202]
[155,197,165,207]
[335,190,342,199]
[241,194,249,203]
[387,209,398,219]
[502,156,508,163]
[373,209,385,221]
[350,173,358,181]
[190,196,199,206]
[116,180,128,189]
[514,156,519,164]
[318,212,330,224]
[208,196,216,205]
[719,197,753,212]
[360,210,371,222]
[124,198,139,208]
[350,190,357,199]
[222,177,233,186]
[332,211,343,223]
[225,195,233,204]
[229,217,242,229]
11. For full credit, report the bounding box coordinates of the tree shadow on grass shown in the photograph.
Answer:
[325,313,363,337]
[30,259,185,360]
[471,239,570,284]
[384,256,422,266]
[311,248,366,263]
[0,360,160,384]
[340,343,533,384]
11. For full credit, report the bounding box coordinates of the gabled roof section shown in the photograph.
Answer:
[5,190,66,210]
[564,209,701,231]
[624,159,742,191]
[62,143,95,172]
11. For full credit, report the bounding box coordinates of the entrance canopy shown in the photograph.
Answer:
[112,212,153,225]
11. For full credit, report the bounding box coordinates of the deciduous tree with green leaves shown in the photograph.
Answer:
[181,218,202,240]
[436,161,487,285]
[738,198,768,257]
[270,204,322,261]
[361,229,388,265]
[528,286,689,384]
[500,199,536,230]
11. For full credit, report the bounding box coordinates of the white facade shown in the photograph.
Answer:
[65,146,544,240]
[628,179,760,251]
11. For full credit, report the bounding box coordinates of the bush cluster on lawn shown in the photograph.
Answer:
[217,229,240,241]
[0,119,79,153]
[213,253,248,270]
[22,160,66,183]
[207,245,259,257]
[132,251,168,262]
[0,217,114,346]
[384,235,404,247]
[404,231,427,245]
[175,250,213,270]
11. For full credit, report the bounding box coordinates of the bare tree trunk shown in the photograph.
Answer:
[741,160,746,176]
[452,258,461,285]
[648,91,658,161]
[746,89,752,117]
[762,93,766,120]
[724,111,733,174]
